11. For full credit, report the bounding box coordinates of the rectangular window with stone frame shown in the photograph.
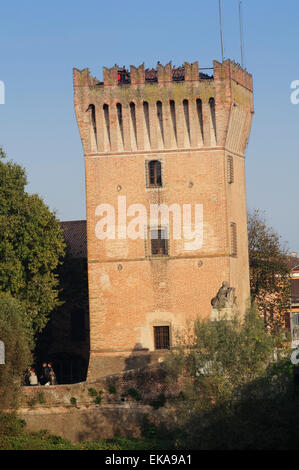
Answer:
[145,160,162,188]
[154,326,170,350]
[150,227,169,256]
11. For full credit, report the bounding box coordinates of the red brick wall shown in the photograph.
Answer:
[74,59,254,380]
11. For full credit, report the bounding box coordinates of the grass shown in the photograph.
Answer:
[0,431,171,450]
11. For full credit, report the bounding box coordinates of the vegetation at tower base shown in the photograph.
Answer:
[0,413,171,450]
[161,306,297,450]
[0,295,33,408]
[0,148,65,335]
[248,209,290,332]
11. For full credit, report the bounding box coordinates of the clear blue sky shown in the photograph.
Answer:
[0,0,298,251]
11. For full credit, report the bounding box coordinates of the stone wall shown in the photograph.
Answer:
[17,367,177,442]
[19,366,177,408]
[18,404,171,442]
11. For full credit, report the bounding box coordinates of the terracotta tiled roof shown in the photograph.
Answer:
[60,220,87,258]
[288,256,299,270]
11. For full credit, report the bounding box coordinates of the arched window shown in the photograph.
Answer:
[183,99,191,143]
[196,98,204,140]
[87,104,97,151]
[103,104,111,147]
[169,100,177,143]
[129,102,137,147]
[143,101,151,146]
[209,97,217,139]
[116,103,124,146]
[156,101,164,145]
[148,160,162,187]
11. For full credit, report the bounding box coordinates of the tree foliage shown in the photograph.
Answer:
[0,148,65,333]
[0,295,33,408]
[248,209,290,331]
[166,306,276,405]
[163,307,291,449]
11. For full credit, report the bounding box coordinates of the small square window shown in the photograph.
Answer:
[154,326,170,350]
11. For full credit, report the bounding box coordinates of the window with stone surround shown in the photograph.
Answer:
[150,227,168,256]
[154,326,170,350]
[146,160,162,188]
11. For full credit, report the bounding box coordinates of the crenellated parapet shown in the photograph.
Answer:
[73,61,210,89]
[214,59,253,92]
[73,59,253,156]
[73,68,99,88]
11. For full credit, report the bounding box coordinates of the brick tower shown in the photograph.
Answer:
[73,59,254,380]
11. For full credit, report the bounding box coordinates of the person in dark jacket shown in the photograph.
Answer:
[40,362,50,385]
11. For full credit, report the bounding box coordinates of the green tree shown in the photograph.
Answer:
[166,306,275,405]
[248,209,290,331]
[0,148,65,333]
[163,307,290,449]
[0,294,33,407]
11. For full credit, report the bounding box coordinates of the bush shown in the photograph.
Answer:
[0,295,33,408]
[88,388,97,397]
[94,390,103,405]
[38,392,46,404]
[94,396,102,405]
[163,305,291,449]
[88,388,103,405]
[0,413,26,438]
[108,385,117,394]
[149,393,166,409]
[127,388,141,401]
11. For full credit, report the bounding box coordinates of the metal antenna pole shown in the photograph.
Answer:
[239,0,245,67]
[219,0,224,62]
